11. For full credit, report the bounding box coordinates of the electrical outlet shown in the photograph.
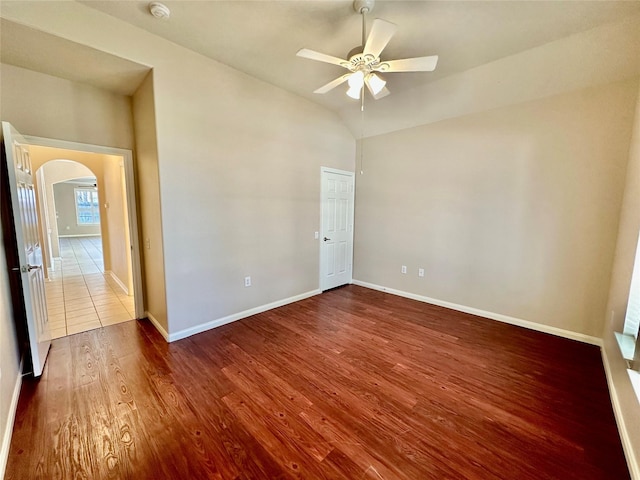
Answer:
[418,268,425,277]
[401,265,407,274]
[244,276,251,287]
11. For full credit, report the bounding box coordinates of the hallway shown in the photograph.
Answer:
[45,237,136,338]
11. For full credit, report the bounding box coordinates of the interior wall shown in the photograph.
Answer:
[53,182,101,237]
[132,72,167,331]
[603,78,640,477]
[0,205,20,478]
[156,55,355,334]
[0,63,134,150]
[103,158,131,294]
[354,78,639,339]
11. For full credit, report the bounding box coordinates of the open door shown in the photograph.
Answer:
[1,122,50,376]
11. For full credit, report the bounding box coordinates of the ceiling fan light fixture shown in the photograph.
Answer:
[367,73,386,95]
[347,71,365,89]
[346,85,362,100]
[346,71,364,99]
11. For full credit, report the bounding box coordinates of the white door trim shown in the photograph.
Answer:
[23,135,144,319]
[319,167,355,291]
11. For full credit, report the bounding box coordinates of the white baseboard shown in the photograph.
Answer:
[106,271,129,295]
[58,234,101,238]
[601,349,640,480]
[0,360,23,479]
[168,289,322,342]
[145,311,169,341]
[352,279,602,346]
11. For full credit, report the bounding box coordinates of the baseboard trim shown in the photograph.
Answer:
[145,311,169,341]
[601,349,640,480]
[58,234,101,238]
[352,280,602,346]
[168,289,322,343]
[0,359,23,479]
[106,270,129,295]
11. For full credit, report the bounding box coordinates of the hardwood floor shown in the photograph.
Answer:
[6,285,629,479]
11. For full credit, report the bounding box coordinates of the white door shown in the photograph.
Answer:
[320,168,354,291]
[2,122,50,376]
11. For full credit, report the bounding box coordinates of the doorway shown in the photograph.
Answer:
[27,137,143,340]
[618,231,640,368]
[39,165,135,338]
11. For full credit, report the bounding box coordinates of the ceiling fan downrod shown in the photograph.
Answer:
[354,0,374,45]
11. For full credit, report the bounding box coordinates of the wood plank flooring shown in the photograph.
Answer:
[6,285,629,479]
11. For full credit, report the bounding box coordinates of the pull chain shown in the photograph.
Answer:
[360,94,365,174]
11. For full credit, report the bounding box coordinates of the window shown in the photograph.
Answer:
[75,187,100,225]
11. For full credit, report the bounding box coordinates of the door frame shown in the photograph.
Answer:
[24,135,144,319]
[319,167,355,291]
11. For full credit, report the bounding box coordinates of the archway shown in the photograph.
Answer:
[36,159,100,273]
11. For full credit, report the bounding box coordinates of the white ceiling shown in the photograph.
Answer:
[1,1,640,136]
[76,0,640,113]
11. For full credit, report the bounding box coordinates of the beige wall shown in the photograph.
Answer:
[0,63,134,150]
[103,158,132,294]
[53,182,101,237]
[603,79,640,478]
[156,54,354,334]
[132,72,167,331]
[0,206,20,478]
[354,78,638,339]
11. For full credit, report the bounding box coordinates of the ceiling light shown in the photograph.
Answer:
[367,73,386,95]
[346,86,361,100]
[346,71,365,99]
[149,2,170,19]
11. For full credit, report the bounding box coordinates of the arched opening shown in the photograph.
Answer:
[36,160,100,272]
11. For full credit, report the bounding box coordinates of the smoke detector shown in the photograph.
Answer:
[149,2,170,19]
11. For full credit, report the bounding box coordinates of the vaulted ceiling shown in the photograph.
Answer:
[2,1,640,136]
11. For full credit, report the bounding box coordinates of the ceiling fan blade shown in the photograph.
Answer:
[297,48,349,67]
[314,74,351,94]
[383,55,439,73]
[363,19,397,59]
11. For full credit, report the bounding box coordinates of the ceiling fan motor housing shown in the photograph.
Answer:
[344,46,387,74]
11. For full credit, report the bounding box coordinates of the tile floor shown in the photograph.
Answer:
[45,236,136,339]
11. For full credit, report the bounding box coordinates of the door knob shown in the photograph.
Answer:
[324,237,331,242]
[24,264,41,272]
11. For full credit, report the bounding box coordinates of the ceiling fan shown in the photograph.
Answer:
[296,0,438,101]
